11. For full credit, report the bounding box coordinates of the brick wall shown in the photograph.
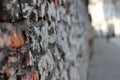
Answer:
[0,0,90,80]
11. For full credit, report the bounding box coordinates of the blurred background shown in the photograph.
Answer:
[88,0,120,80]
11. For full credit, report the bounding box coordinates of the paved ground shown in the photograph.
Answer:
[88,38,120,80]
[110,38,120,47]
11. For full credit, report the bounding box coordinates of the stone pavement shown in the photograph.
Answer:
[110,37,120,47]
[88,38,120,80]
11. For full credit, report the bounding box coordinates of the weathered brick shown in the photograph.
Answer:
[0,0,91,80]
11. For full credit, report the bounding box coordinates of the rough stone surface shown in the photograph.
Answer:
[0,0,90,80]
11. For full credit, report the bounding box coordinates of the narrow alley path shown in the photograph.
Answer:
[88,38,120,80]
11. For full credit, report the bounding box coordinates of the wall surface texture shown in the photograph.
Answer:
[0,0,90,80]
